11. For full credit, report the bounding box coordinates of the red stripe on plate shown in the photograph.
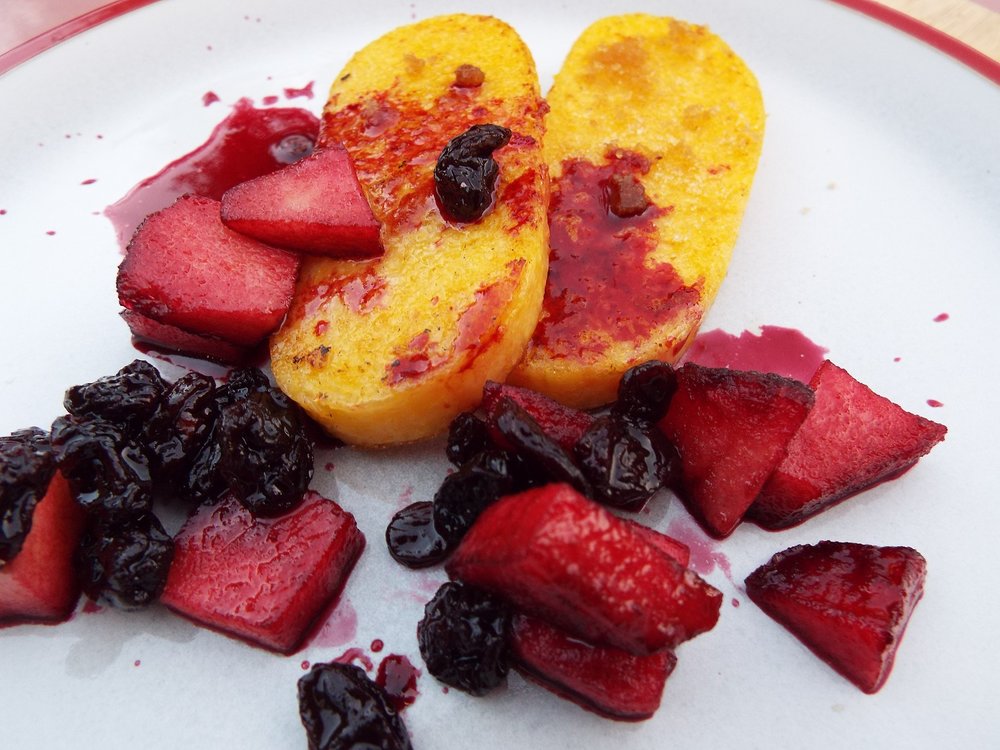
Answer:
[0,0,160,76]
[830,0,1000,85]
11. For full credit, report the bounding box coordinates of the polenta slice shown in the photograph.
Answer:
[508,15,765,408]
[270,15,549,445]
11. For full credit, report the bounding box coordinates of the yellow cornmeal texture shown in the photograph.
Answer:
[270,15,549,445]
[509,15,765,408]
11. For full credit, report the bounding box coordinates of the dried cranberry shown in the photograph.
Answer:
[417,581,511,695]
[298,661,413,750]
[433,124,511,222]
[445,411,491,467]
[50,415,153,521]
[604,173,651,218]
[453,64,485,88]
[432,448,531,546]
[143,371,217,485]
[385,501,450,569]
[491,397,591,497]
[615,360,678,424]
[216,388,313,517]
[573,415,680,511]
[64,360,167,433]
[0,427,56,564]
[77,512,173,610]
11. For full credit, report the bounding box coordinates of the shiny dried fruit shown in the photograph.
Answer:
[298,661,413,750]
[0,428,56,564]
[417,580,511,695]
[433,124,511,222]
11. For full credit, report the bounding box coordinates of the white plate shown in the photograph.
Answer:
[1,1,998,748]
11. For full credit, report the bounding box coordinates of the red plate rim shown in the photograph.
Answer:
[1,1,998,83]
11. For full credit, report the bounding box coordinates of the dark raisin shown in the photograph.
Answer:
[615,360,678,424]
[432,448,531,546]
[143,371,217,485]
[454,64,485,88]
[216,388,313,517]
[445,411,491,467]
[0,428,56,564]
[216,367,271,407]
[298,661,413,750]
[182,433,227,505]
[573,415,681,511]
[76,512,173,610]
[433,123,511,222]
[64,360,167,433]
[604,173,651,218]
[50,415,153,521]
[418,581,511,695]
[491,397,592,497]
[385,501,450,569]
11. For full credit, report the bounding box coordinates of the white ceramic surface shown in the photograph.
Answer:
[1,1,998,747]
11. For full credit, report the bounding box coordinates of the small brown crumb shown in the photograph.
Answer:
[454,64,485,88]
[605,174,651,218]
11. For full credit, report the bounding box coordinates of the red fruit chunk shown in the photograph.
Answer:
[749,360,947,529]
[446,483,722,654]
[622,519,690,568]
[0,473,85,626]
[121,309,251,364]
[221,145,382,257]
[481,380,594,453]
[658,364,814,538]
[117,194,301,347]
[161,491,364,654]
[510,613,676,721]
[745,541,926,693]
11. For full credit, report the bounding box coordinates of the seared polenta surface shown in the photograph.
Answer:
[270,15,549,445]
[509,15,765,408]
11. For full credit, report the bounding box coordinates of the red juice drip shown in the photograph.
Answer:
[376,654,420,711]
[933,312,949,322]
[666,517,734,585]
[927,399,944,407]
[105,98,319,249]
[530,151,699,361]
[682,326,829,383]
[334,647,374,672]
[284,82,316,99]
[370,639,384,653]
[202,91,220,107]
[301,660,311,670]
[309,598,358,648]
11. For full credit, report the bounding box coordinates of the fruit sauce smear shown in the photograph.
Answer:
[105,98,320,249]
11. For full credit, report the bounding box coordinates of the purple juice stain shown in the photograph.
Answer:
[105,97,319,250]
[681,325,828,383]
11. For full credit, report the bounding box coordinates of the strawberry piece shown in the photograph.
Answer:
[1,473,85,626]
[446,483,722,654]
[161,491,364,654]
[117,194,301,347]
[658,364,814,538]
[745,541,926,693]
[481,380,594,453]
[220,145,382,257]
[509,612,676,721]
[622,519,690,568]
[120,309,251,364]
[749,360,947,529]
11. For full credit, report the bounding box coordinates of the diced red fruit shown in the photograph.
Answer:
[446,483,722,655]
[745,541,926,694]
[622,519,690,568]
[658,364,814,538]
[0,473,85,626]
[749,360,947,529]
[120,309,251,364]
[220,145,383,257]
[509,613,676,722]
[117,194,301,347]
[161,491,364,654]
[481,380,594,453]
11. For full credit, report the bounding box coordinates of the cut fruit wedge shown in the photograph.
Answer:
[270,14,549,445]
[509,15,765,408]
